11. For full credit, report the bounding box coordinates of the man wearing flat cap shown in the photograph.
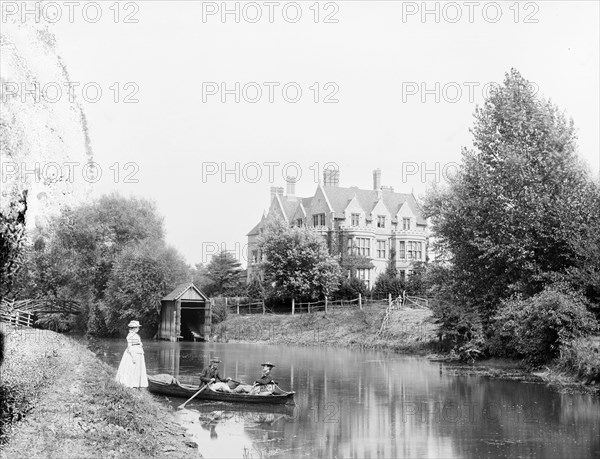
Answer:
[199,357,232,392]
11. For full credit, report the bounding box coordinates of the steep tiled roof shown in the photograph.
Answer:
[320,186,426,224]
[247,219,263,236]
[162,282,208,302]
[301,197,313,210]
[281,199,299,221]
[250,183,426,232]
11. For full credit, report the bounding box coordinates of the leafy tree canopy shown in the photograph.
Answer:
[258,217,341,301]
[424,68,600,315]
[103,241,190,335]
[204,251,245,297]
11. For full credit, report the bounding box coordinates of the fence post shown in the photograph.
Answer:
[262,301,265,315]
[359,293,362,310]
[325,296,328,314]
[292,298,295,316]
[388,293,392,308]
[308,301,311,314]
[236,300,239,315]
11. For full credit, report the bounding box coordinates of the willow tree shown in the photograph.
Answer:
[425,69,600,319]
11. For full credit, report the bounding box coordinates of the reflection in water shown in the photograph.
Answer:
[95,340,600,459]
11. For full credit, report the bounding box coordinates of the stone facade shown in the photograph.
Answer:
[246,169,428,289]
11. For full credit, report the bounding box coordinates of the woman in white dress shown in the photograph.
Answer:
[115,320,148,388]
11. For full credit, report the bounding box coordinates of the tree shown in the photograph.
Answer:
[406,262,427,296]
[191,263,211,292]
[246,277,266,300]
[333,276,367,300]
[23,193,177,334]
[29,193,165,301]
[372,272,405,299]
[258,218,341,302]
[0,190,28,299]
[103,241,190,336]
[204,251,244,297]
[424,68,600,319]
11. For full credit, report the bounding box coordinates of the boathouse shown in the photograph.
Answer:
[158,282,212,341]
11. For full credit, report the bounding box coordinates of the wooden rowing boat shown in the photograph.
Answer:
[147,374,295,405]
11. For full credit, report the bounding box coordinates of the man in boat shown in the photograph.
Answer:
[199,357,233,393]
[233,362,277,395]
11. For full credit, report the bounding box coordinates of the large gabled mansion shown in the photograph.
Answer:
[246,169,428,289]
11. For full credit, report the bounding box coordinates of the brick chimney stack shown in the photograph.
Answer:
[373,169,382,190]
[286,176,296,200]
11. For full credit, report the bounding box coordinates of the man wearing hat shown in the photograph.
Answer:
[199,357,233,393]
[233,362,278,394]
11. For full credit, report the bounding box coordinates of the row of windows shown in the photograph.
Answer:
[298,213,414,230]
[352,214,412,230]
[353,268,409,289]
[347,239,424,260]
[253,240,423,263]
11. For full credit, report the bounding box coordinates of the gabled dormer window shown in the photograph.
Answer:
[377,215,386,228]
[402,218,411,230]
[313,213,326,226]
[351,213,360,226]
[296,218,303,227]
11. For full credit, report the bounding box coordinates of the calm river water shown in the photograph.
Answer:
[94,340,600,459]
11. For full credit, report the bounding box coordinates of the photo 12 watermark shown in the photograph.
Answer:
[200,1,340,24]
[400,401,539,424]
[1,81,140,104]
[400,161,460,184]
[1,1,140,24]
[400,2,540,24]
[401,81,539,104]
[201,82,339,103]
[1,161,140,185]
[201,161,339,184]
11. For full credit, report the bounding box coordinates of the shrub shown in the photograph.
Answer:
[557,337,600,384]
[210,298,229,325]
[246,278,265,299]
[490,287,599,365]
[372,272,405,299]
[431,299,485,360]
[333,277,367,300]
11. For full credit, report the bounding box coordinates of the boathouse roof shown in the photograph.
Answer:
[161,282,209,302]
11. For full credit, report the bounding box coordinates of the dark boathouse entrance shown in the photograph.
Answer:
[158,282,212,341]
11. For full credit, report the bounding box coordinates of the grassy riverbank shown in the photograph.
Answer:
[0,325,199,458]
[216,306,439,354]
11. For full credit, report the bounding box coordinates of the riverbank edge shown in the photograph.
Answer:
[0,326,201,458]
[217,309,600,396]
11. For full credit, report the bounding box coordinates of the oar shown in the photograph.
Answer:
[178,384,209,409]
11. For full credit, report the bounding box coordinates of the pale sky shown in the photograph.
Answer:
[46,0,599,267]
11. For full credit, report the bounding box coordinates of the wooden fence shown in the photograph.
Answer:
[0,309,34,328]
[222,292,430,316]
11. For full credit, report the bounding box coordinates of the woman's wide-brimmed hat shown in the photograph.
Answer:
[261,362,275,368]
[128,320,141,328]
[210,357,221,363]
